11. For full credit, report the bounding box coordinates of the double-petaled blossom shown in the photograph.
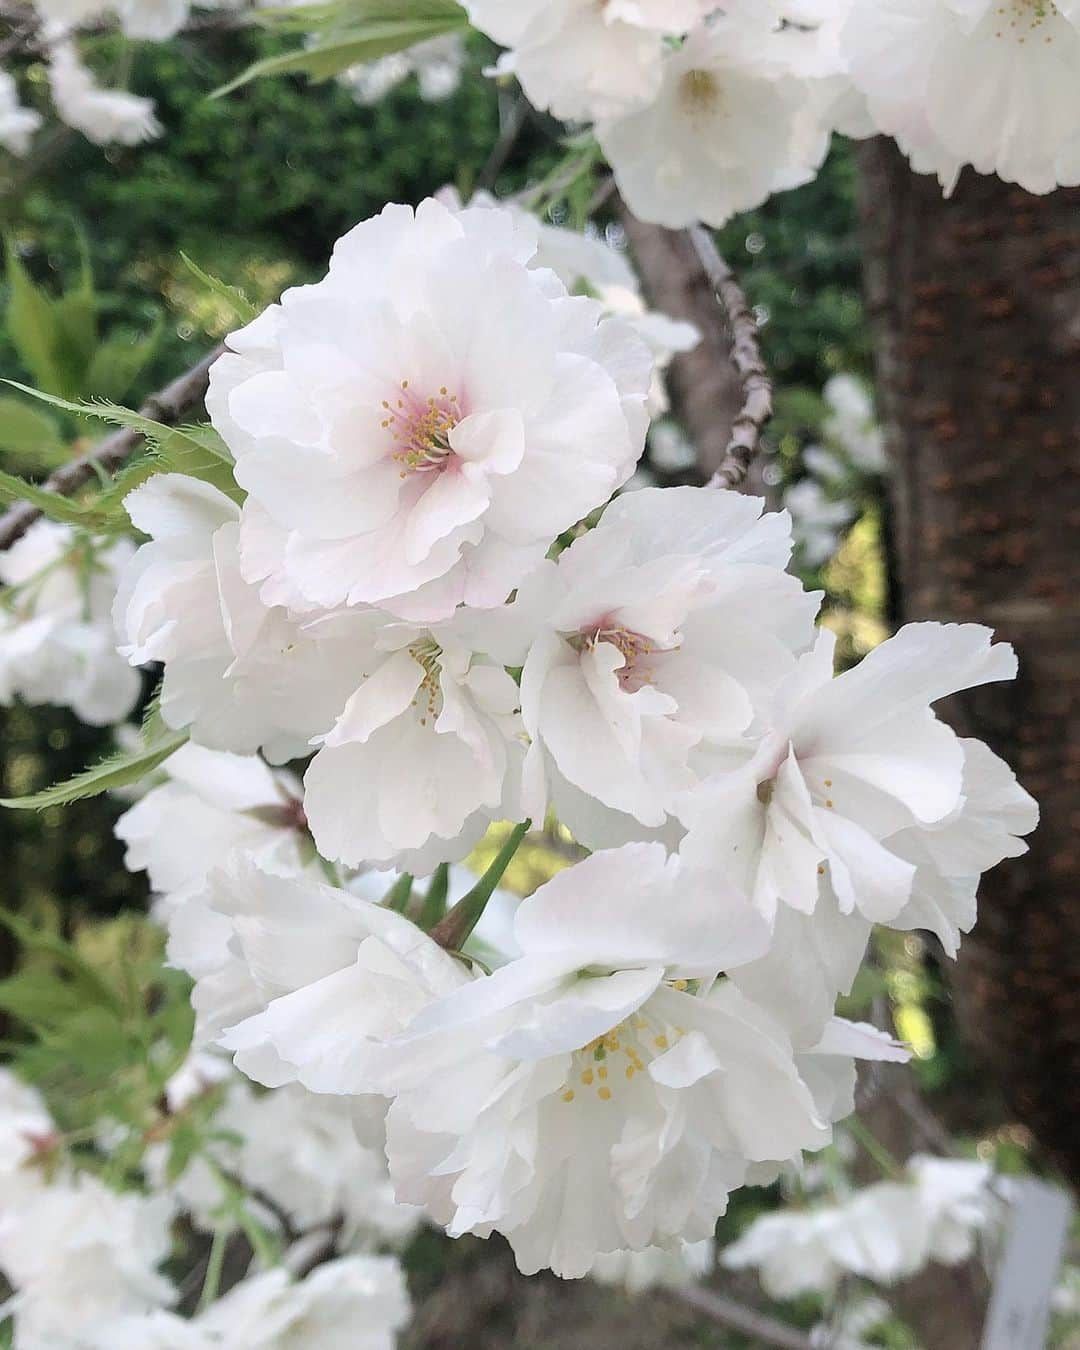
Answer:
[79,1256,411,1350]
[114,474,370,763]
[0,1173,176,1347]
[722,1154,996,1297]
[115,743,313,921]
[462,0,710,123]
[365,845,901,1278]
[841,0,1080,194]
[340,34,466,106]
[678,622,1031,927]
[471,486,818,850]
[0,520,140,726]
[167,858,471,1077]
[302,611,525,872]
[596,20,833,229]
[207,199,651,623]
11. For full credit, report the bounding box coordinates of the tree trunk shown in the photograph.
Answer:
[856,137,1080,1187]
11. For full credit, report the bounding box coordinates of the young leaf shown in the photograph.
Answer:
[179,254,259,326]
[0,725,187,810]
[213,15,467,95]
[2,384,243,503]
[0,397,64,463]
[0,467,94,525]
[4,239,63,394]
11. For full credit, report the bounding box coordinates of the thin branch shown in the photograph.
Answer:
[674,1285,816,1350]
[0,344,225,552]
[476,92,529,193]
[686,223,773,490]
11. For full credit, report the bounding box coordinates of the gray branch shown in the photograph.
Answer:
[0,344,225,552]
[675,1284,817,1350]
[687,224,773,490]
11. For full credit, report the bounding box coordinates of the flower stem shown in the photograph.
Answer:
[430,820,531,953]
[847,1114,905,1180]
[197,1226,229,1314]
[384,873,414,914]
[419,863,450,931]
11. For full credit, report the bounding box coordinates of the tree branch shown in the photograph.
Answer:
[674,1286,815,1350]
[0,344,225,552]
[686,224,773,490]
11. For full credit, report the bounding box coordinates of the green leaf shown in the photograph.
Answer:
[0,970,86,1026]
[51,232,98,392]
[179,254,259,326]
[213,15,467,96]
[0,397,64,462]
[256,0,466,29]
[166,1120,202,1184]
[4,239,63,394]
[3,384,243,503]
[0,466,94,525]
[0,725,187,810]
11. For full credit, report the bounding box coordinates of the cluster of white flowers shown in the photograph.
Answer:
[0,1063,413,1349]
[0,520,141,726]
[722,1154,998,1298]
[102,195,1037,1281]
[841,0,1080,195]
[458,0,1080,222]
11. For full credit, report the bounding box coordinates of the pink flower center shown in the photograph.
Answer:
[574,622,665,693]
[381,380,463,478]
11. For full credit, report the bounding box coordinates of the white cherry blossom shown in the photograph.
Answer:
[0,1173,176,1345]
[302,612,524,872]
[723,1154,995,1297]
[369,845,843,1278]
[588,1238,715,1293]
[597,21,832,229]
[167,857,471,1081]
[115,474,370,762]
[0,520,140,726]
[678,623,1025,926]
[842,0,1080,194]
[115,743,312,920]
[47,43,161,146]
[207,199,651,622]
[472,486,818,850]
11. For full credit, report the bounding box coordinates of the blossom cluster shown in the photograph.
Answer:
[0,1064,413,1350]
[0,520,141,726]
[458,0,1080,221]
[92,196,1039,1281]
[722,1154,997,1298]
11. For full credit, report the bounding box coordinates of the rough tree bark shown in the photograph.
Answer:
[857,137,1080,1188]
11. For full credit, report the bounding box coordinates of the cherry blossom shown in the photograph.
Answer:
[0,521,140,726]
[208,199,651,622]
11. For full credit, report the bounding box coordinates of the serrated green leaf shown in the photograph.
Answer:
[0,911,124,1014]
[0,466,94,525]
[179,254,259,326]
[3,383,243,504]
[0,397,63,462]
[0,726,187,810]
[213,15,467,96]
